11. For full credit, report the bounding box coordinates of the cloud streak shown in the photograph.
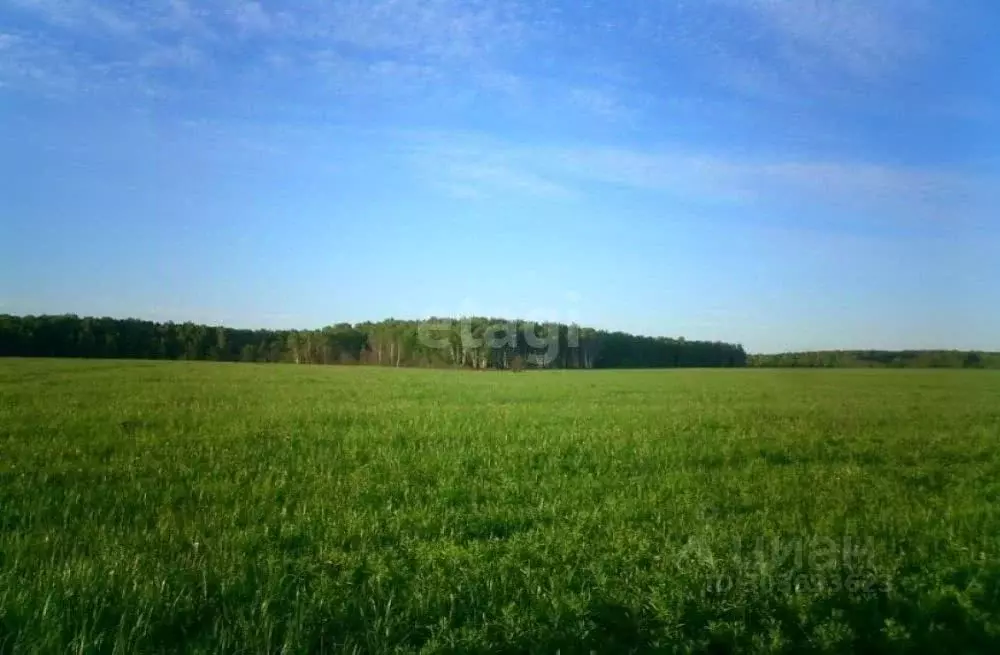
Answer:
[674,0,943,107]
[405,130,995,230]
[6,0,140,37]
[0,0,549,109]
[734,0,928,79]
[3,0,993,202]
[0,0,963,124]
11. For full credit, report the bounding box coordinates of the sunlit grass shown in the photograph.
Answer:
[1,359,998,652]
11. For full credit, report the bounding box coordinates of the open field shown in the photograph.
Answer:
[1,359,999,653]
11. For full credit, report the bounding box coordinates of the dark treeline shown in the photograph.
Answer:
[0,314,747,369]
[749,350,1000,369]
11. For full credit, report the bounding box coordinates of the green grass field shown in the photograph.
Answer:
[1,359,999,653]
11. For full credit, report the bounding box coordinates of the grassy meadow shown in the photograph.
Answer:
[1,359,999,653]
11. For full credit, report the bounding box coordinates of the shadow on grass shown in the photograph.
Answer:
[3,566,999,653]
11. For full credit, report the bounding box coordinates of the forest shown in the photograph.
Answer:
[0,314,746,369]
[748,350,1000,369]
[2,315,996,369]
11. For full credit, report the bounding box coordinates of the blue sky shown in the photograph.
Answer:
[1,0,997,353]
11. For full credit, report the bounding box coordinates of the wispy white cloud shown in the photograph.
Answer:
[315,0,529,60]
[0,0,543,107]
[735,0,928,79]
[403,130,995,228]
[7,0,140,37]
[0,1,214,98]
[438,162,577,201]
[407,134,577,200]
[687,0,940,105]
[1,0,989,148]
[0,31,84,95]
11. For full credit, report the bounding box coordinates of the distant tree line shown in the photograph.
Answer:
[0,314,747,369]
[748,350,1000,369]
